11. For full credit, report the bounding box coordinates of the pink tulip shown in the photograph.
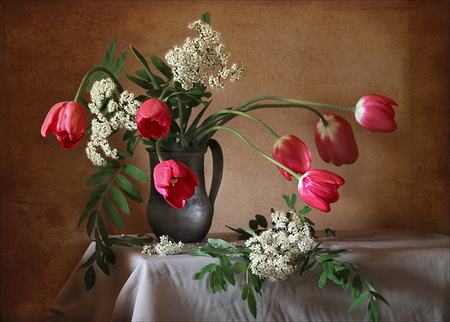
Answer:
[272,135,312,181]
[355,94,398,133]
[315,113,359,166]
[153,160,199,208]
[41,101,87,149]
[298,169,345,212]
[136,98,172,138]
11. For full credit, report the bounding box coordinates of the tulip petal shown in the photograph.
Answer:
[41,102,65,137]
[298,183,331,212]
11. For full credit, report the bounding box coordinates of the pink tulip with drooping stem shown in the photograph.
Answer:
[41,101,88,149]
[136,98,172,139]
[273,135,312,180]
[315,113,359,166]
[355,94,398,133]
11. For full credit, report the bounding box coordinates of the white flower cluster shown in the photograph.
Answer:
[85,78,141,166]
[245,210,314,281]
[165,19,245,90]
[141,235,184,256]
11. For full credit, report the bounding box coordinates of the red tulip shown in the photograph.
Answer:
[298,169,345,212]
[153,160,199,208]
[136,98,172,138]
[41,101,87,149]
[355,94,397,133]
[272,135,312,181]
[315,113,359,166]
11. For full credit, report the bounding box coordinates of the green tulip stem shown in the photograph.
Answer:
[73,66,124,103]
[212,110,280,139]
[177,94,187,144]
[155,134,190,162]
[198,125,302,181]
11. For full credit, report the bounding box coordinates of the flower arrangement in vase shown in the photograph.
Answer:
[41,13,396,321]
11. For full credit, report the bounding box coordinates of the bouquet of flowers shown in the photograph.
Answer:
[41,12,396,321]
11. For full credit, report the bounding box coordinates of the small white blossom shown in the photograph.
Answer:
[85,78,141,166]
[141,236,184,256]
[165,19,244,90]
[245,210,314,281]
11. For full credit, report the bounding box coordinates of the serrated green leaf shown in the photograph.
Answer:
[84,266,96,291]
[117,174,143,203]
[150,55,172,79]
[348,291,368,312]
[194,263,216,280]
[123,164,149,183]
[102,196,124,229]
[84,171,115,187]
[109,184,130,214]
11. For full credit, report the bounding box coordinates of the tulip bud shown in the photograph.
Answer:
[315,113,359,166]
[136,98,172,138]
[298,169,345,212]
[153,160,199,208]
[41,101,87,149]
[355,94,397,133]
[272,135,312,181]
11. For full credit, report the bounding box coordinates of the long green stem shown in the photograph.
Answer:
[212,110,280,139]
[73,66,124,103]
[155,133,190,162]
[198,125,301,180]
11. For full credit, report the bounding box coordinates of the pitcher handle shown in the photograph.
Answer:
[207,139,223,206]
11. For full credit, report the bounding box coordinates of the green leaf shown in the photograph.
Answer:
[319,253,341,262]
[86,210,99,237]
[122,129,137,141]
[318,271,327,288]
[126,136,137,158]
[117,174,143,203]
[235,261,248,273]
[109,185,130,214]
[255,214,268,228]
[282,193,297,210]
[187,250,212,257]
[246,284,257,318]
[368,301,380,322]
[305,260,320,273]
[112,51,128,78]
[209,270,220,294]
[96,214,112,247]
[125,73,153,89]
[207,238,235,249]
[201,12,211,24]
[352,275,363,300]
[102,197,125,229]
[130,45,160,90]
[348,291,368,312]
[219,256,235,285]
[369,291,391,308]
[298,206,312,215]
[84,171,115,186]
[322,260,334,278]
[249,219,258,230]
[79,194,102,227]
[101,39,117,69]
[194,263,216,280]
[150,55,172,79]
[84,266,96,291]
[123,164,149,182]
[242,283,250,300]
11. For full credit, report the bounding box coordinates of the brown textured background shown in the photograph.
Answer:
[1,1,449,320]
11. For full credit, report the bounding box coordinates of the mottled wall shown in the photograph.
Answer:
[1,1,448,320]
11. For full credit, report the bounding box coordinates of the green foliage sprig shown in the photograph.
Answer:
[190,194,390,321]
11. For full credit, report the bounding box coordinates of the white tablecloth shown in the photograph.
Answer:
[47,229,449,321]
